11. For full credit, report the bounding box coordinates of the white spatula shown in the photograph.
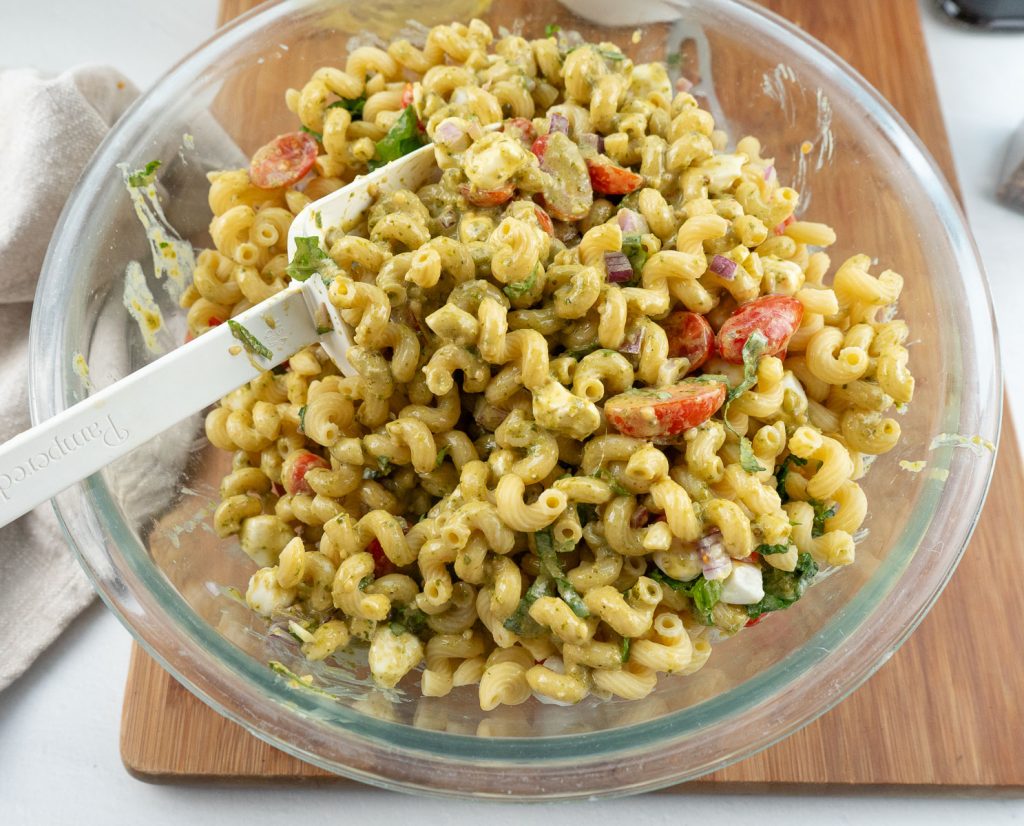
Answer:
[0,143,440,527]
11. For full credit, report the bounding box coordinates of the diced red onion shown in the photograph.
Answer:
[709,254,737,280]
[675,76,694,93]
[630,506,650,529]
[604,250,634,283]
[618,326,645,355]
[434,119,468,151]
[698,529,731,581]
[763,164,774,181]
[616,208,647,234]
[549,112,569,135]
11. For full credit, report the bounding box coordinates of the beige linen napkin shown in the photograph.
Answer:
[0,66,139,691]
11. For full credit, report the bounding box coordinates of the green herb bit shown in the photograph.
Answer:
[369,105,426,171]
[809,499,838,537]
[755,543,791,555]
[620,233,648,285]
[720,330,768,473]
[435,446,450,468]
[158,241,170,249]
[746,552,818,620]
[576,502,598,527]
[592,468,630,496]
[648,569,721,625]
[358,574,374,591]
[565,343,601,360]
[313,210,323,229]
[535,529,589,618]
[286,236,328,282]
[298,405,307,433]
[227,319,273,360]
[503,262,539,300]
[775,454,808,502]
[127,159,161,187]
[326,94,367,118]
[544,22,561,37]
[620,637,632,663]
[300,124,323,142]
[597,47,625,61]
[503,573,556,635]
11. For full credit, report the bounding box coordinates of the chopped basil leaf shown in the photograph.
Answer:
[620,233,648,286]
[435,446,450,468]
[389,605,428,638]
[747,552,818,619]
[502,262,539,300]
[127,159,161,187]
[755,543,791,555]
[544,23,561,37]
[739,436,765,473]
[227,319,273,360]
[598,48,625,61]
[536,529,589,617]
[326,94,367,118]
[577,502,598,527]
[592,468,630,496]
[620,637,632,663]
[667,52,681,66]
[369,105,426,170]
[503,573,555,635]
[649,569,721,625]
[810,500,838,537]
[298,405,307,433]
[286,236,328,282]
[358,574,374,591]
[300,124,323,142]
[158,241,170,249]
[721,330,768,473]
[313,210,322,229]
[775,454,808,502]
[363,455,392,480]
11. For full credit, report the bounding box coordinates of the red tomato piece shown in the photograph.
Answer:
[530,132,551,162]
[367,537,396,577]
[505,117,537,146]
[772,214,795,236]
[745,614,767,628]
[604,381,727,439]
[208,316,222,327]
[249,131,318,190]
[458,182,515,207]
[282,450,329,495]
[716,295,804,364]
[533,205,554,236]
[400,82,414,108]
[183,330,195,344]
[661,311,714,371]
[586,157,644,195]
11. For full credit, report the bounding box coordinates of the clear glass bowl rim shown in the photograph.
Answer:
[29,0,1003,800]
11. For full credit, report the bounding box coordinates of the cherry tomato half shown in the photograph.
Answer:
[249,131,318,189]
[586,157,644,195]
[282,450,329,495]
[661,311,714,372]
[458,182,515,207]
[604,381,727,439]
[367,537,396,577]
[716,295,804,364]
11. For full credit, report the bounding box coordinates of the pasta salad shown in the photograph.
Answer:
[187,19,914,709]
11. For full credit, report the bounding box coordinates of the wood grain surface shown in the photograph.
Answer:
[121,0,1024,789]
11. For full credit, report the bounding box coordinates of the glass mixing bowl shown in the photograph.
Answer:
[30,0,1001,799]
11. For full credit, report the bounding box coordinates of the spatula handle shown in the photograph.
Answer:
[0,286,317,527]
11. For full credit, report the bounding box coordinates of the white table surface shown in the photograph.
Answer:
[1,1,1023,823]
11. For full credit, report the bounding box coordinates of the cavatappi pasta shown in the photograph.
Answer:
[189,20,914,709]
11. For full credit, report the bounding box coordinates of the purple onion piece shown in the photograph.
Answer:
[629,505,650,530]
[763,164,774,181]
[709,254,738,280]
[604,250,634,283]
[618,327,645,355]
[549,112,569,135]
[578,132,605,154]
[698,529,731,581]
[675,76,694,93]
[616,208,647,234]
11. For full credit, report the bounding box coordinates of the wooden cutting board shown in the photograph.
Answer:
[121,0,1024,790]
